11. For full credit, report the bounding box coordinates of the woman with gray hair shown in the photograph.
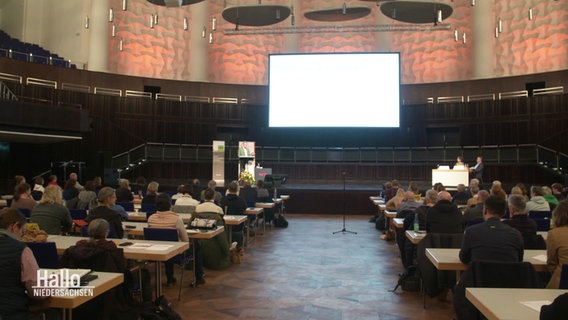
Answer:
[85,187,124,239]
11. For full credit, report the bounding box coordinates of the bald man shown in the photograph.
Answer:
[426,191,463,233]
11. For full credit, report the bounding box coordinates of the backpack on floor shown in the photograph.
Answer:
[390,265,421,292]
[273,214,288,228]
[140,296,182,320]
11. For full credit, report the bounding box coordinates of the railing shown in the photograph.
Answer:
[111,143,568,176]
[0,81,17,100]
[0,48,84,69]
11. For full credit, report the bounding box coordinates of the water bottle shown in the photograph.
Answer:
[413,212,420,232]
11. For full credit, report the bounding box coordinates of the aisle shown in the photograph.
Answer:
[166,214,454,319]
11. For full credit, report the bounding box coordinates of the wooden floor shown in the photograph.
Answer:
[162,214,455,320]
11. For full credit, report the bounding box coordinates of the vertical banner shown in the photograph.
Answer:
[238,141,256,177]
[212,140,225,186]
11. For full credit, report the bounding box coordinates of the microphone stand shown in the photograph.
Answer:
[333,171,357,235]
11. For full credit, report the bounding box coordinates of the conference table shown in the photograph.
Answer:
[127,211,192,223]
[47,235,189,298]
[39,270,123,320]
[224,215,248,244]
[255,202,275,235]
[122,222,224,238]
[405,231,547,245]
[425,248,548,280]
[466,288,568,320]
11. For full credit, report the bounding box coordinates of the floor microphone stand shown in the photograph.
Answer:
[333,171,357,235]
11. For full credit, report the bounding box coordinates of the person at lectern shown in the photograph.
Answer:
[469,155,484,183]
[454,156,465,168]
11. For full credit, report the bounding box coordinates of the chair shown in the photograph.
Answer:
[69,209,88,220]
[455,260,543,320]
[26,242,59,268]
[116,202,135,212]
[534,218,551,231]
[143,228,193,301]
[465,218,484,229]
[560,264,568,289]
[140,203,157,213]
[416,233,464,308]
[523,234,547,249]
[529,210,552,219]
[171,205,195,214]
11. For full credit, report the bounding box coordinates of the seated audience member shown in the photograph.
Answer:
[490,182,507,201]
[503,194,537,237]
[193,190,230,271]
[77,180,97,210]
[414,189,437,228]
[14,175,26,186]
[540,293,568,320]
[465,185,480,207]
[542,186,559,211]
[382,181,392,199]
[220,181,247,249]
[461,190,489,225]
[200,180,223,203]
[397,191,421,216]
[426,191,463,233]
[47,174,59,187]
[408,181,421,201]
[171,184,186,200]
[191,179,202,200]
[386,188,406,210]
[432,182,446,192]
[85,187,124,239]
[454,195,524,320]
[109,202,129,221]
[239,180,258,207]
[130,176,147,196]
[62,178,80,208]
[0,208,46,319]
[255,180,270,200]
[32,176,45,196]
[452,184,471,205]
[30,185,72,235]
[546,200,568,288]
[174,184,199,206]
[93,176,103,193]
[526,186,551,212]
[195,188,224,215]
[510,185,529,202]
[69,172,84,191]
[115,179,134,203]
[60,218,139,320]
[466,178,479,196]
[11,183,37,212]
[551,183,565,202]
[384,179,400,202]
[141,181,159,205]
[148,194,203,286]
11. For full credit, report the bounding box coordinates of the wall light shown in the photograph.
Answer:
[528,8,533,20]
[85,16,89,29]
[202,26,206,38]
[150,15,154,28]
[437,10,442,23]
[112,24,116,37]
[119,39,123,51]
[183,17,188,30]
[122,0,127,11]
[109,8,114,22]
[462,32,466,44]
[212,17,217,31]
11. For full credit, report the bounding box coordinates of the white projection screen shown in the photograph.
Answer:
[268,52,400,128]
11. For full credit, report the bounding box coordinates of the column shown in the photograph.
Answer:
[472,0,494,79]
[189,0,208,82]
[88,0,109,72]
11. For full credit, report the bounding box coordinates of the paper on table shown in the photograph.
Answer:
[520,300,551,312]
[129,243,153,249]
[144,244,174,251]
[47,268,92,278]
[532,254,547,262]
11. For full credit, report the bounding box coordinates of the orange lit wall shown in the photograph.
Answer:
[108,0,568,86]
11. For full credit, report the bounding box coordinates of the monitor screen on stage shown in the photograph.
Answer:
[268,52,400,128]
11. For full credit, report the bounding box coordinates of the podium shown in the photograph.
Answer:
[432,169,469,188]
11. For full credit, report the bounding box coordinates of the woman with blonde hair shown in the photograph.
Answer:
[142,181,159,205]
[386,188,406,210]
[29,185,72,235]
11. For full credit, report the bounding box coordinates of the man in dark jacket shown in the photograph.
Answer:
[220,181,247,248]
[454,196,524,320]
[426,191,463,234]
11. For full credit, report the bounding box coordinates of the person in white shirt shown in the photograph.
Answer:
[174,185,200,206]
[195,188,224,215]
